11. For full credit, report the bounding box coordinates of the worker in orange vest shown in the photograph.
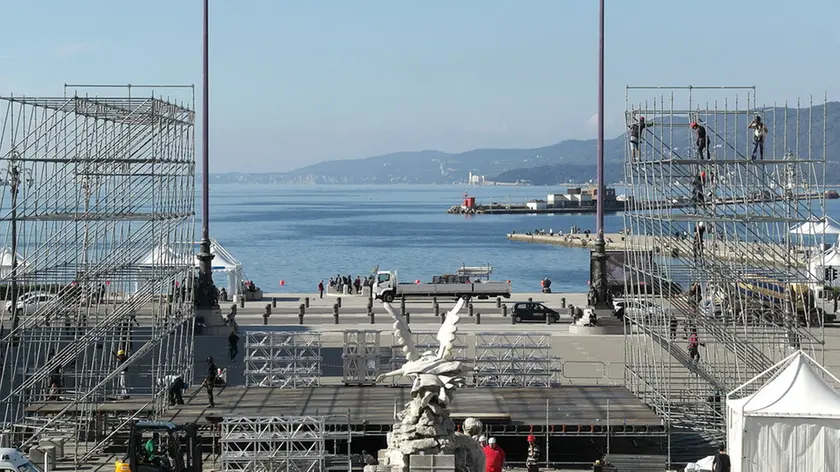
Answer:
[483,437,505,472]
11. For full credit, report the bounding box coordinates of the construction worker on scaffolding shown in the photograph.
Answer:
[748,115,768,160]
[690,122,711,160]
[627,116,652,162]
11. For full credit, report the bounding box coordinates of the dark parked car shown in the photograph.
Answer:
[512,302,560,323]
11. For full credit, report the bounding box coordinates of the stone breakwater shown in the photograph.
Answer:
[506,232,808,268]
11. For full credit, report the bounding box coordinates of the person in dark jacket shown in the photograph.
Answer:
[690,122,711,159]
[712,444,731,472]
[228,329,240,361]
[204,357,217,407]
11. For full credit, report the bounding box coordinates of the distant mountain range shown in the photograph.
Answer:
[209,102,840,185]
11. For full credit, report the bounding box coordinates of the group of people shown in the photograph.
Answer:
[321,274,374,297]
[629,115,769,161]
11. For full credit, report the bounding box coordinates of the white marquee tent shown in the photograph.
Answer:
[194,240,244,296]
[789,217,840,236]
[0,247,26,280]
[136,240,245,296]
[808,246,840,283]
[727,350,840,472]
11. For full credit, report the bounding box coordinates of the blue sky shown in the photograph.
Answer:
[1,0,838,172]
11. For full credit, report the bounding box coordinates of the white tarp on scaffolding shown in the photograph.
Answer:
[727,351,840,472]
[790,218,840,235]
[194,240,244,296]
[0,247,25,279]
[808,246,840,282]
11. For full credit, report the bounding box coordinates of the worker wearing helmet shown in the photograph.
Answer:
[478,435,487,447]
[690,122,711,160]
[526,435,540,472]
[483,437,505,472]
[114,348,129,399]
[627,116,652,162]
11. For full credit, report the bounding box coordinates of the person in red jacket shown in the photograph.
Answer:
[483,437,505,472]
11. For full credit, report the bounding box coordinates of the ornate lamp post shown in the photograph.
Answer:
[195,0,217,308]
[590,0,610,308]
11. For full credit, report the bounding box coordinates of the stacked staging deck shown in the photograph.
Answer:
[25,385,664,437]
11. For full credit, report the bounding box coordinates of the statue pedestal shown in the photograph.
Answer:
[409,454,455,472]
[196,306,226,335]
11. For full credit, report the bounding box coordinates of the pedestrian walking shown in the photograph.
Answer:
[204,356,217,407]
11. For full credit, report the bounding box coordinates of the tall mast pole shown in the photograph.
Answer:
[591,0,609,308]
[196,0,216,308]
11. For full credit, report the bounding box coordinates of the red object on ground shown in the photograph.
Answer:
[415,279,421,284]
[279,280,285,286]
[483,445,505,472]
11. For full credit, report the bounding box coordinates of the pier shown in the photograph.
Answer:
[507,232,811,268]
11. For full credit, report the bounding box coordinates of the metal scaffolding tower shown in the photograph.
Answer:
[342,330,380,386]
[220,416,326,472]
[244,331,322,387]
[388,331,468,386]
[474,332,553,387]
[0,86,197,459]
[622,86,830,442]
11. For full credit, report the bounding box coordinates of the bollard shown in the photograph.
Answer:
[263,313,269,325]
[441,312,445,324]
[240,296,245,308]
[298,313,304,325]
[546,313,553,325]
[561,297,566,308]
[434,303,440,317]
[299,303,305,318]
[337,297,342,308]
[305,297,310,308]
[333,304,339,324]
[512,312,516,325]
[433,297,438,306]
[569,304,575,319]
[476,312,481,325]
[272,297,277,308]
[367,300,373,313]
[496,297,501,308]
[502,304,508,317]
[369,312,375,324]
[400,297,406,315]
[265,304,271,316]
[528,297,533,303]
[469,303,474,317]
[405,312,410,324]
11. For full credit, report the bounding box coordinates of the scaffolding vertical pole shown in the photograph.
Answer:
[545,398,550,469]
[606,399,610,456]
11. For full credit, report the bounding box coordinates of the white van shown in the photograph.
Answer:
[0,448,41,472]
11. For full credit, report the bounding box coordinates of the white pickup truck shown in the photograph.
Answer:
[372,270,512,303]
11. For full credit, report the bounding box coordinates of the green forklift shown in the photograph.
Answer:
[115,420,201,472]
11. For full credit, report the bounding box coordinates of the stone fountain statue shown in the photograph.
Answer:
[375,298,485,472]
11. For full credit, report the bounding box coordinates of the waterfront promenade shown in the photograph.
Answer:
[507,232,809,268]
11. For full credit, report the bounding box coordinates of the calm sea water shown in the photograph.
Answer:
[206,184,628,293]
[205,184,840,294]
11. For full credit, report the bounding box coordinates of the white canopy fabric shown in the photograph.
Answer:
[140,243,192,266]
[0,247,25,279]
[808,246,840,282]
[790,218,840,235]
[727,351,840,472]
[193,240,244,296]
[137,240,245,296]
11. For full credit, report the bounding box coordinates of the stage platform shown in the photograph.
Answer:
[25,385,663,435]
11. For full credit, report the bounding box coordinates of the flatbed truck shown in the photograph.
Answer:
[372,270,512,303]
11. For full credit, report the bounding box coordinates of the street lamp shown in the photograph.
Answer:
[3,150,34,330]
[195,0,217,308]
[590,0,610,308]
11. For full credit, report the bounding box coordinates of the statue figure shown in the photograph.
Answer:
[376,298,484,472]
